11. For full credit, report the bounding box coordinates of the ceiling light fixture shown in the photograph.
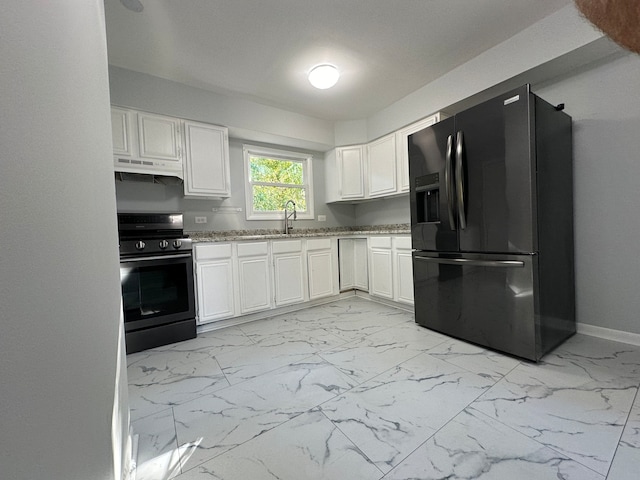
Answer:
[308,64,339,90]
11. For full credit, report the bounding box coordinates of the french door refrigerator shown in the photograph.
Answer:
[409,85,575,361]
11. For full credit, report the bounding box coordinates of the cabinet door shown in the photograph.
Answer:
[111,107,133,157]
[237,256,272,314]
[354,238,369,291]
[137,112,182,162]
[397,113,443,192]
[368,134,397,197]
[273,253,305,306]
[338,239,355,290]
[308,250,335,300]
[183,121,230,197]
[196,259,235,324]
[395,251,414,304]
[369,243,393,299]
[337,146,365,199]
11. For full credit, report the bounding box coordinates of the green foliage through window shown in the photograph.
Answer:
[250,157,303,184]
[249,155,307,212]
[252,186,306,212]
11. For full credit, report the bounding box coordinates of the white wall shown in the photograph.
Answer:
[536,53,640,336]
[109,66,335,151]
[355,196,411,227]
[0,2,128,480]
[366,4,606,140]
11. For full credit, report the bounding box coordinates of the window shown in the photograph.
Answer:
[243,145,314,220]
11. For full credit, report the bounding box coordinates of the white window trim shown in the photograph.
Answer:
[243,144,315,221]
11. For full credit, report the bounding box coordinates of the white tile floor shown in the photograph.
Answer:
[127,296,640,479]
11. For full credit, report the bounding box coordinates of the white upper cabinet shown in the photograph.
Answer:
[183,121,230,198]
[137,112,182,163]
[111,107,184,178]
[396,112,446,192]
[324,145,366,202]
[110,107,133,157]
[367,133,397,198]
[337,145,366,200]
[326,112,445,202]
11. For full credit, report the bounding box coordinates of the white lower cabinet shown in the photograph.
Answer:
[369,237,394,299]
[272,239,306,307]
[354,238,369,291]
[394,236,414,304]
[367,235,414,305]
[307,238,338,300]
[338,239,355,290]
[339,238,368,292]
[237,242,272,314]
[194,244,235,324]
[193,235,411,327]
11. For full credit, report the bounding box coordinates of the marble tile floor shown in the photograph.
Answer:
[127,296,640,480]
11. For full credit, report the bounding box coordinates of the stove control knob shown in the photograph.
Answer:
[172,240,182,249]
[159,240,169,250]
[135,240,146,251]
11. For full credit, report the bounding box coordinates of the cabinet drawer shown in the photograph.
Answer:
[237,241,268,257]
[369,236,392,249]
[272,239,303,254]
[195,243,232,261]
[306,238,331,251]
[394,236,412,250]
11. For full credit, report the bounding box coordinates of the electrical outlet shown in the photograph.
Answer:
[318,215,327,222]
[195,216,207,224]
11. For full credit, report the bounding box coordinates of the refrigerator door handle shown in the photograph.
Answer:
[445,134,455,228]
[455,131,467,229]
[414,256,525,268]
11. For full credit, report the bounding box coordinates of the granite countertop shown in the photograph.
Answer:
[187,224,410,242]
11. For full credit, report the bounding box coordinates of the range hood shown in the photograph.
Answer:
[114,171,183,185]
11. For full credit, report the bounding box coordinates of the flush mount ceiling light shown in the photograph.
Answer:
[308,64,339,89]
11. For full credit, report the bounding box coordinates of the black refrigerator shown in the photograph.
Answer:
[409,85,575,361]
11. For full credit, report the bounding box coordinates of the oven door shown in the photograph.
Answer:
[120,252,195,332]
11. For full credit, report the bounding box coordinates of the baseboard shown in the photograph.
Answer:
[577,322,640,347]
[353,290,415,313]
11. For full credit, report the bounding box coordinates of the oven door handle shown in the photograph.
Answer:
[121,253,192,263]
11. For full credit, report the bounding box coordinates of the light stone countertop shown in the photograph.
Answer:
[187,224,410,243]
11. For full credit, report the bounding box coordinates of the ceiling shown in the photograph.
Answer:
[104,0,571,122]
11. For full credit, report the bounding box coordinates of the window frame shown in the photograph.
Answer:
[243,144,315,221]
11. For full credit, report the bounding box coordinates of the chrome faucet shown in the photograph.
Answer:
[284,199,297,234]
